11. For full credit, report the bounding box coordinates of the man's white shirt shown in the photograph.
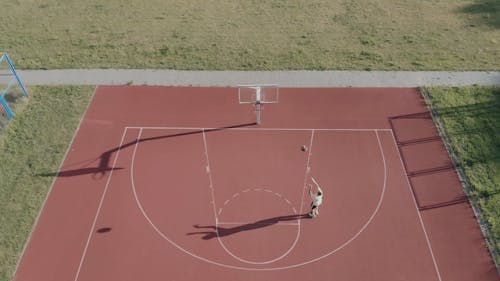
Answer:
[310,192,323,206]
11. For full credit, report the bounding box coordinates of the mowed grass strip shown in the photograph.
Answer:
[0,86,94,281]
[0,0,498,70]
[425,86,500,265]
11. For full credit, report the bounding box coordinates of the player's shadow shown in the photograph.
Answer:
[187,214,310,240]
[36,122,256,179]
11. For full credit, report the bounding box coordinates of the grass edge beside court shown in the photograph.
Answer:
[1,1,499,71]
[0,86,95,281]
[422,86,500,270]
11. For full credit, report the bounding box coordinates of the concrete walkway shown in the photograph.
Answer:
[17,69,500,87]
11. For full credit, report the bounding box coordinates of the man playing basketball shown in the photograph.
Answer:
[308,177,324,218]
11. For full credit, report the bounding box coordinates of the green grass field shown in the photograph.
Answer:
[0,0,499,278]
[424,86,500,265]
[0,0,498,70]
[0,86,94,281]
[0,87,29,136]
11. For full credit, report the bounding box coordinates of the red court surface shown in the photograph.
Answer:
[14,87,499,281]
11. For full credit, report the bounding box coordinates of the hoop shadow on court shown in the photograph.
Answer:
[187,214,310,240]
[36,122,256,179]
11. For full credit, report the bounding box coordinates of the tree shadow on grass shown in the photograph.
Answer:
[459,0,500,29]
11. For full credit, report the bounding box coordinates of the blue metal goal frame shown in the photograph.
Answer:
[0,53,28,119]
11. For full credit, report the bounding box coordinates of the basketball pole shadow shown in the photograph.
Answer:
[36,122,256,180]
[187,214,310,240]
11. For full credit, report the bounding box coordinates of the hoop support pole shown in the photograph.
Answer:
[255,102,261,125]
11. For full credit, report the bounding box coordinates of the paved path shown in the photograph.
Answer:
[17,69,500,87]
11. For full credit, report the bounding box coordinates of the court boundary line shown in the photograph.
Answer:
[14,86,99,278]
[73,127,129,281]
[388,130,443,281]
[129,127,388,270]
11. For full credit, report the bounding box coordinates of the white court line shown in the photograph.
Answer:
[74,127,130,281]
[129,128,388,271]
[216,189,298,223]
[202,131,302,265]
[388,130,443,281]
[211,129,313,264]
[126,126,392,132]
[299,130,315,217]
[14,86,98,277]
[201,129,219,224]
[132,129,280,271]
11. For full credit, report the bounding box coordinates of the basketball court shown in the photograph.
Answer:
[14,86,499,281]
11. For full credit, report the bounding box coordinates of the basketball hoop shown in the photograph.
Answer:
[237,84,279,125]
